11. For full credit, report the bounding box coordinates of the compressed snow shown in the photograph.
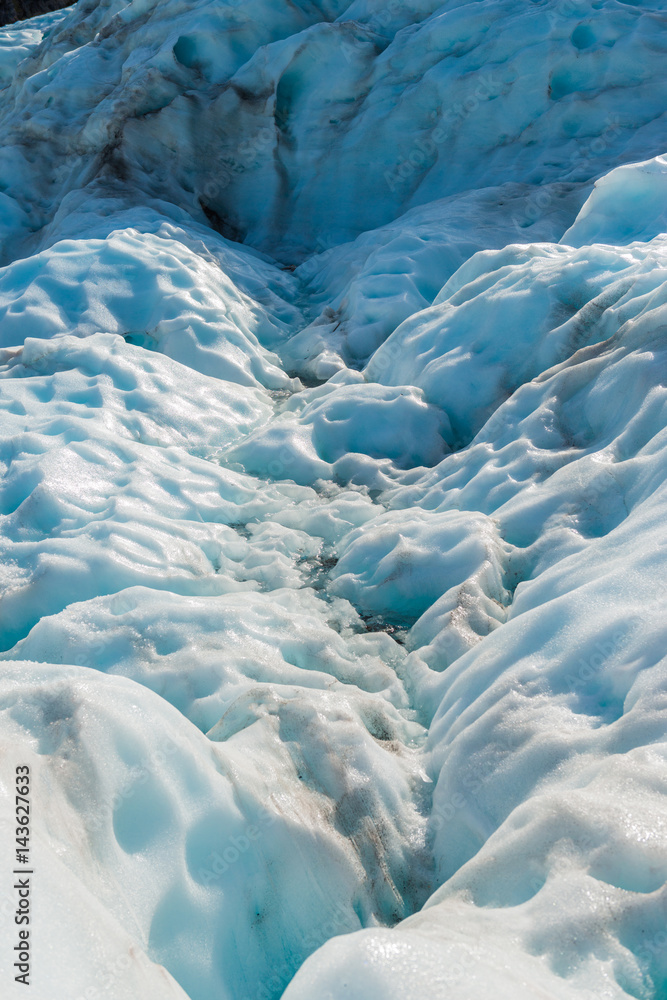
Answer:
[367,236,667,447]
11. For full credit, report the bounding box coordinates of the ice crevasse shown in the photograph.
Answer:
[1,0,667,998]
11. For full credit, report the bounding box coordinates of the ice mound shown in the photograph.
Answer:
[367,236,667,446]
[2,0,667,998]
[227,371,451,488]
[0,660,431,1000]
[2,0,667,262]
[0,228,300,387]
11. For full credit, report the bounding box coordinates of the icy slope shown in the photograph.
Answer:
[2,0,667,263]
[1,1,667,999]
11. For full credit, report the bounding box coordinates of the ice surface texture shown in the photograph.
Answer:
[1,1,667,999]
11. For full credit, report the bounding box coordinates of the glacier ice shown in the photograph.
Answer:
[1,0,667,999]
[563,153,667,247]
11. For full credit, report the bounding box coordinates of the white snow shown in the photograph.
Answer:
[1,1,667,999]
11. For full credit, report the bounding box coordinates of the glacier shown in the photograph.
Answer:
[1,0,667,998]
